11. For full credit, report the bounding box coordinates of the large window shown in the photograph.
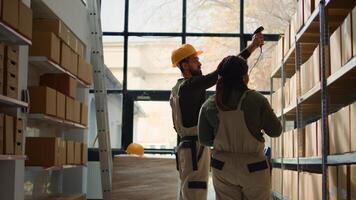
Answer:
[127,37,181,90]
[98,0,295,151]
[133,101,176,149]
[129,0,182,32]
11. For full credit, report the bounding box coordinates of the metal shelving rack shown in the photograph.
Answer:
[271,0,356,200]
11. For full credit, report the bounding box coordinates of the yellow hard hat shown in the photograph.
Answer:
[171,44,203,67]
[126,143,144,156]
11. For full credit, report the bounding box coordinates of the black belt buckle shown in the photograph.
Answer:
[247,160,268,173]
[211,157,224,170]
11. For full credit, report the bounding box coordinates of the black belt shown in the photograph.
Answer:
[181,136,198,141]
[180,139,198,170]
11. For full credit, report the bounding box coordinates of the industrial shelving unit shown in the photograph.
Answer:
[271,0,356,199]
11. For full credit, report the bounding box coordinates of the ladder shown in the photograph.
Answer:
[88,0,113,199]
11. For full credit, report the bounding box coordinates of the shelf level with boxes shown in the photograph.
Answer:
[0,154,26,160]
[270,0,356,200]
[270,0,355,79]
[29,56,90,88]
[276,44,356,120]
[26,164,86,172]
[25,137,88,169]
[24,0,92,198]
[27,114,87,129]
[0,93,28,108]
[273,152,356,166]
[0,0,32,45]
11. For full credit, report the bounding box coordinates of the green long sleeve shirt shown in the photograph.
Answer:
[198,90,282,146]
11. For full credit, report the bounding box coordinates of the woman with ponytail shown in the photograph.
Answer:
[198,55,282,200]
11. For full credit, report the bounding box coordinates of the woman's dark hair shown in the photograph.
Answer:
[216,56,249,111]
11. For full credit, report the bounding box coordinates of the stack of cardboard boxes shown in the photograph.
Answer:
[30,18,93,85]
[0,115,24,155]
[28,73,88,127]
[1,0,33,40]
[25,137,87,167]
[0,44,19,99]
[271,1,356,198]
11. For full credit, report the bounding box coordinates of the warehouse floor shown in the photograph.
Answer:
[112,155,215,200]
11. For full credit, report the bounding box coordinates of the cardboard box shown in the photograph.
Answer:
[33,19,68,42]
[59,139,66,166]
[14,118,23,155]
[28,86,57,116]
[317,119,322,156]
[299,172,307,200]
[284,24,290,56]
[293,129,299,158]
[290,13,298,46]
[2,0,19,29]
[4,115,14,154]
[312,45,320,86]
[338,165,349,200]
[290,75,297,105]
[25,137,61,167]
[329,106,350,154]
[6,45,18,62]
[0,114,4,154]
[353,7,356,57]
[351,102,356,151]
[74,142,81,165]
[0,43,5,69]
[283,170,292,198]
[291,171,298,200]
[298,128,306,157]
[276,37,284,67]
[329,167,338,200]
[65,96,74,121]
[330,26,342,75]
[60,42,71,71]
[304,0,315,23]
[68,31,77,51]
[66,140,74,164]
[80,103,88,126]
[56,91,65,119]
[272,168,282,193]
[78,57,93,85]
[284,78,290,107]
[297,0,304,31]
[5,59,18,77]
[30,32,60,64]
[4,84,17,99]
[305,121,318,157]
[81,143,87,164]
[18,1,32,40]
[76,40,85,58]
[351,165,356,200]
[310,173,322,200]
[341,13,352,66]
[73,100,80,123]
[40,73,76,99]
[69,50,78,76]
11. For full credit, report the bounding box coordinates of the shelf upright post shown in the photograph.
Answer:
[295,37,303,200]
[280,51,286,199]
[319,1,329,200]
[88,0,113,199]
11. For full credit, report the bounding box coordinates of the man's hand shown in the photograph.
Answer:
[247,32,264,54]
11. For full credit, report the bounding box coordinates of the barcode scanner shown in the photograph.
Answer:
[253,26,264,48]
[248,26,265,74]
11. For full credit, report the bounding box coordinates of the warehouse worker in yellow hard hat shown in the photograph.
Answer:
[170,33,264,200]
[198,55,282,199]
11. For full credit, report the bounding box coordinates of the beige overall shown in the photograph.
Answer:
[211,90,271,200]
[170,80,210,200]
